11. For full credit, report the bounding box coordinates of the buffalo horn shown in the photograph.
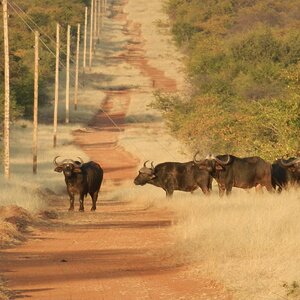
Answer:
[214,155,231,165]
[151,161,155,169]
[143,160,149,168]
[53,156,61,166]
[280,157,300,167]
[77,157,84,164]
[193,151,201,163]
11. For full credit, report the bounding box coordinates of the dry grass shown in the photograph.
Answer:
[0,205,34,249]
[166,189,300,299]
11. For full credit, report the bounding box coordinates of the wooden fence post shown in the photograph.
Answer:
[89,0,94,71]
[74,23,80,111]
[65,24,70,123]
[53,23,60,147]
[2,0,10,179]
[33,31,39,174]
[83,6,88,69]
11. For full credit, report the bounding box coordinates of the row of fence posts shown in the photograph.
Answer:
[1,0,107,178]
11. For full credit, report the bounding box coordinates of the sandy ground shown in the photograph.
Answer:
[0,0,231,299]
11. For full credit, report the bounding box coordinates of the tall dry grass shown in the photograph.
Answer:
[164,189,300,299]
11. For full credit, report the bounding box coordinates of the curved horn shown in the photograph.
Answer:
[280,157,300,167]
[53,156,61,166]
[77,157,84,164]
[151,161,155,169]
[214,155,231,165]
[143,160,149,168]
[193,151,201,163]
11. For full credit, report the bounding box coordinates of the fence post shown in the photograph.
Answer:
[33,31,39,174]
[2,0,10,179]
[65,24,70,123]
[74,23,81,111]
[53,23,60,147]
[89,0,94,71]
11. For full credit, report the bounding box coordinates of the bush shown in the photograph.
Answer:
[156,0,300,159]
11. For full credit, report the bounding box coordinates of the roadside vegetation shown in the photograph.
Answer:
[170,190,300,299]
[0,0,87,121]
[153,0,300,160]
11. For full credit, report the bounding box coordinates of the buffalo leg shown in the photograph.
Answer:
[225,179,233,196]
[208,176,213,192]
[255,184,263,194]
[199,185,210,195]
[261,180,274,193]
[218,183,226,197]
[265,184,274,193]
[166,190,173,198]
[90,191,98,211]
[79,193,85,212]
[165,179,175,198]
[225,186,233,196]
[68,194,75,211]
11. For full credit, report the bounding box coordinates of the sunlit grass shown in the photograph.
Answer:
[170,189,300,299]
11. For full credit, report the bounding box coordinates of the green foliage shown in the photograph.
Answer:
[155,0,300,160]
[0,0,87,123]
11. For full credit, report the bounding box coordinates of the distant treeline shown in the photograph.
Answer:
[0,0,88,121]
[154,0,300,160]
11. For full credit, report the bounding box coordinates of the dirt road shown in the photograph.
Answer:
[0,1,231,299]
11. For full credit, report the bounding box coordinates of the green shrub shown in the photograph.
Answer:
[157,0,300,158]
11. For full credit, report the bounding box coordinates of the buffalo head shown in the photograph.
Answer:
[53,156,84,177]
[134,160,155,185]
[193,152,231,172]
[280,157,300,174]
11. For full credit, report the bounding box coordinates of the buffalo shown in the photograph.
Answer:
[54,156,103,211]
[194,153,273,196]
[134,160,212,197]
[272,157,300,192]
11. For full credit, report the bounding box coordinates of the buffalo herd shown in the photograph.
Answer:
[134,154,300,197]
[54,153,300,211]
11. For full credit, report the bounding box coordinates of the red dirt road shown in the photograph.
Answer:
[0,2,231,299]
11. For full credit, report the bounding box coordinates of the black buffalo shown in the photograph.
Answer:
[194,153,273,196]
[54,156,103,211]
[134,160,212,197]
[272,157,300,192]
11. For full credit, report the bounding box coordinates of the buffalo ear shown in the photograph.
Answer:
[54,166,63,173]
[196,164,207,170]
[73,167,82,173]
[215,163,224,170]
